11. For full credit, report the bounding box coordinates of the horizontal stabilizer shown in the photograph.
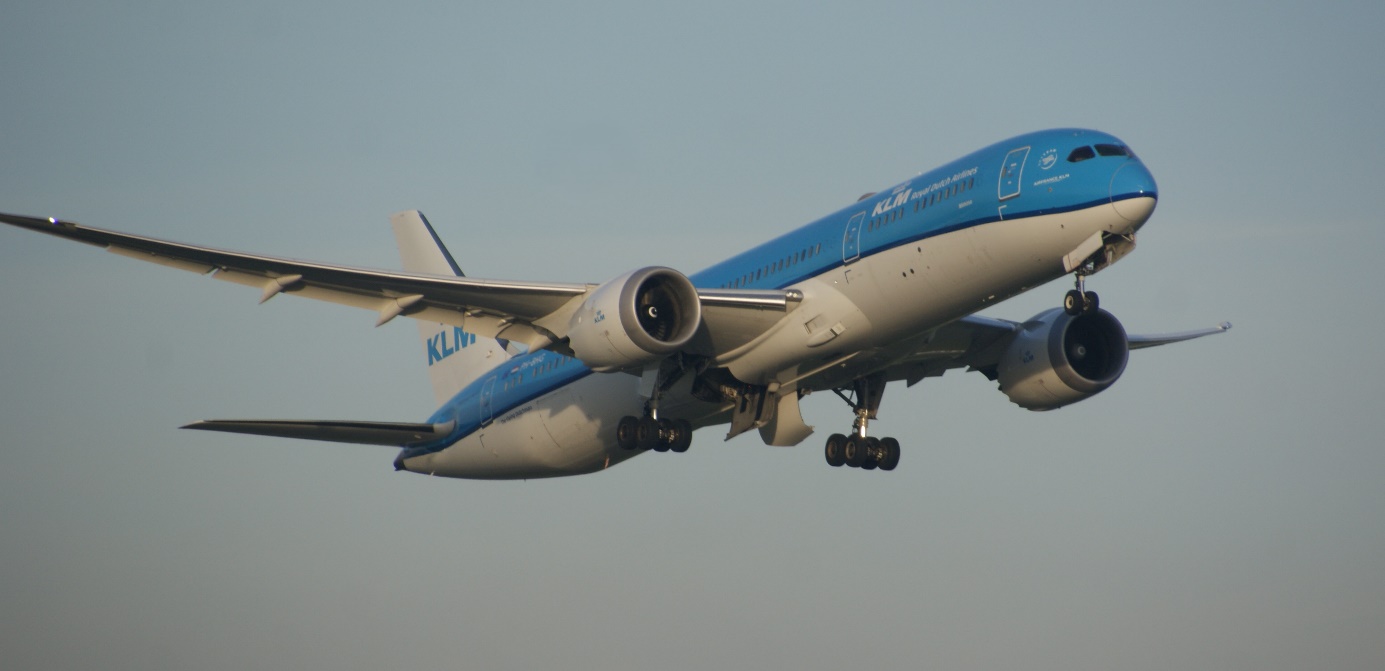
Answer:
[182,419,455,446]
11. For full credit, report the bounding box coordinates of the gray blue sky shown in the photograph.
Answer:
[2,1,1383,669]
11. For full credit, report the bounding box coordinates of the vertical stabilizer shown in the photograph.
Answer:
[390,210,509,404]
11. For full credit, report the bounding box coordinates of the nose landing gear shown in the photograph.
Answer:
[1064,268,1100,316]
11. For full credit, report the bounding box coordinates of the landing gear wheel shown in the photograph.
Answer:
[824,433,847,467]
[878,437,901,471]
[653,419,673,452]
[843,436,866,468]
[1064,289,1084,316]
[616,416,640,450]
[861,437,880,470]
[635,416,661,451]
[1083,291,1099,314]
[668,419,693,453]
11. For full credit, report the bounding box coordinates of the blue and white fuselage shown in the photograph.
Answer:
[399,128,1159,478]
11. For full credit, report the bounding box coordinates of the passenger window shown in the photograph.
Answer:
[1067,146,1096,162]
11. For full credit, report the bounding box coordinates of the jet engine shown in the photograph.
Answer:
[996,307,1129,410]
[567,266,701,371]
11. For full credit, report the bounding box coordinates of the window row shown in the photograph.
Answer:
[528,354,574,380]
[873,175,975,227]
[501,354,579,389]
[722,242,825,288]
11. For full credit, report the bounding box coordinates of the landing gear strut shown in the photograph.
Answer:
[1064,267,1100,316]
[823,373,901,472]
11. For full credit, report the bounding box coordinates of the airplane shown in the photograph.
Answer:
[1,128,1229,480]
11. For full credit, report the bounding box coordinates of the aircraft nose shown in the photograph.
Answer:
[1109,160,1158,224]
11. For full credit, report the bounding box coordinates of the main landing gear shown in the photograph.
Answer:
[616,414,693,453]
[822,373,901,472]
[616,359,694,453]
[1063,269,1100,316]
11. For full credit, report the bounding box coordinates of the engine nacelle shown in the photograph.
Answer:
[996,308,1129,410]
[567,266,702,372]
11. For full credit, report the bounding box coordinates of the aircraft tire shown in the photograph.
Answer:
[1064,290,1084,316]
[1084,291,1100,314]
[878,437,901,471]
[669,419,693,453]
[653,419,674,452]
[825,433,847,467]
[636,416,661,451]
[616,416,640,450]
[843,436,866,467]
[861,437,880,470]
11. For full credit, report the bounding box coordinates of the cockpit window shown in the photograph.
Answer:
[1067,146,1096,163]
[1095,143,1129,157]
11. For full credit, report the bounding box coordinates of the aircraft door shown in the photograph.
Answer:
[842,212,866,264]
[998,146,1030,201]
[479,376,496,426]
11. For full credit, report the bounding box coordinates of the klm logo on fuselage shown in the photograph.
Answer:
[427,327,479,366]
[871,189,912,216]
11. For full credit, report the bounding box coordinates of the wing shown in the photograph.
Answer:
[1128,323,1234,349]
[877,315,1022,386]
[0,212,795,357]
[0,212,588,350]
[878,314,1232,385]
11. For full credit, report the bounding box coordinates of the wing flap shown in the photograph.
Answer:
[182,419,455,446]
[108,244,219,274]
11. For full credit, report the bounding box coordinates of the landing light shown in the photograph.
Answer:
[48,217,57,225]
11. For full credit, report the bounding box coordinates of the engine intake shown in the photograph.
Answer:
[567,266,701,371]
[996,308,1129,410]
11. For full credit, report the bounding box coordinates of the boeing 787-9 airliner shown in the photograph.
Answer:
[1,128,1229,479]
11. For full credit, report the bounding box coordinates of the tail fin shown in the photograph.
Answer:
[390,210,509,404]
